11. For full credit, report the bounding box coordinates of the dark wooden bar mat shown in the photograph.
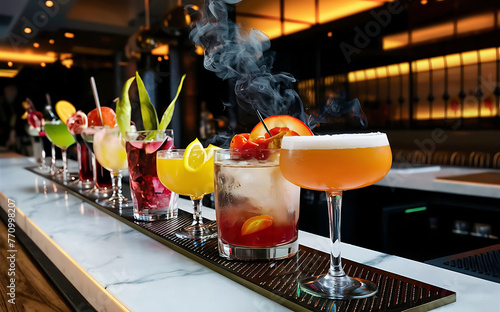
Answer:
[27,166,456,312]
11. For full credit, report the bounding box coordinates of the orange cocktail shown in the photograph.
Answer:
[280,139,392,191]
[279,133,391,300]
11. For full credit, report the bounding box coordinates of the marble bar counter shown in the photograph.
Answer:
[377,163,500,199]
[1,156,500,312]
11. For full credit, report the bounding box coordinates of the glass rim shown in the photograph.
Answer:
[157,149,185,159]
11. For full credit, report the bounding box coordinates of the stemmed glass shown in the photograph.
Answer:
[93,126,131,208]
[156,148,218,240]
[279,133,392,299]
[44,120,76,184]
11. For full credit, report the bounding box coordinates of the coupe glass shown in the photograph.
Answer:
[156,149,217,240]
[279,133,392,299]
[44,120,76,184]
[93,126,131,208]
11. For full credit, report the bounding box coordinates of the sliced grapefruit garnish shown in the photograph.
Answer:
[87,107,117,128]
[241,215,274,236]
[249,115,313,141]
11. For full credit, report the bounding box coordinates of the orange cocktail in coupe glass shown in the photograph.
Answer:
[280,133,392,300]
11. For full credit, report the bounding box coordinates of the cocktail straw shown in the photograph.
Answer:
[256,109,272,137]
[90,77,104,126]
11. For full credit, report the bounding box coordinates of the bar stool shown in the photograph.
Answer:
[409,150,429,164]
[492,152,500,169]
[430,151,451,165]
[393,149,411,163]
[450,151,468,166]
[468,151,491,168]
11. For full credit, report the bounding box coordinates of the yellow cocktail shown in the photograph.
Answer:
[280,133,391,300]
[93,127,127,172]
[157,142,219,240]
[157,156,214,199]
[93,126,130,208]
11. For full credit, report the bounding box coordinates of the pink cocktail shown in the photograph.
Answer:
[125,129,178,221]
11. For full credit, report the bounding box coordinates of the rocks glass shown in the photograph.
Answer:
[214,149,300,260]
[125,129,178,221]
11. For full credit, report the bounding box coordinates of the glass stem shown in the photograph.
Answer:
[50,143,56,174]
[191,198,204,226]
[39,134,46,169]
[110,171,123,200]
[61,147,68,183]
[326,190,346,278]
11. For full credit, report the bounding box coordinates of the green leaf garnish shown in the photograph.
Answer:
[136,72,159,131]
[116,76,136,137]
[159,74,186,130]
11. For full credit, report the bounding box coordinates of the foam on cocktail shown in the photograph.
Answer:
[282,132,389,150]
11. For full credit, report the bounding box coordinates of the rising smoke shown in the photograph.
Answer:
[189,0,309,125]
[188,0,367,132]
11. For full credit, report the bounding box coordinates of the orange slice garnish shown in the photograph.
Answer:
[241,215,273,236]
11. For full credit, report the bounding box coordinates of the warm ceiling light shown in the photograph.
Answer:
[64,32,75,39]
[0,69,19,78]
[420,0,428,4]
[24,27,32,34]
[164,55,169,60]
[33,42,40,48]
[195,45,204,56]
[41,62,46,67]
[151,44,169,56]
[45,0,54,7]
[157,56,162,62]
[0,49,57,64]
[49,39,55,44]
[327,32,333,37]
[7,62,13,67]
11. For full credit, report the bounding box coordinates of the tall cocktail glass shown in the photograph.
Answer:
[81,127,113,196]
[157,149,216,240]
[44,120,76,184]
[279,133,392,299]
[125,130,178,221]
[74,134,94,189]
[93,126,130,208]
[213,149,300,260]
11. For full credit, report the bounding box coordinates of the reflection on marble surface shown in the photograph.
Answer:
[1,157,500,311]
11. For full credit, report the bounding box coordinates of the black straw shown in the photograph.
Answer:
[256,110,272,137]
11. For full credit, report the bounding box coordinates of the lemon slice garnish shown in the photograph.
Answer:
[205,144,221,160]
[55,100,76,124]
[184,138,207,173]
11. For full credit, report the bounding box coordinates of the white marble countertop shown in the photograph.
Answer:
[377,164,500,199]
[1,157,500,311]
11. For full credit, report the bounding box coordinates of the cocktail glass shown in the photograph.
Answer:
[80,127,113,197]
[213,149,300,260]
[74,134,94,189]
[93,126,130,208]
[157,149,216,240]
[279,133,392,299]
[44,120,76,184]
[125,130,178,221]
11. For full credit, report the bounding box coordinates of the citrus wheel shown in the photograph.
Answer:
[55,100,76,124]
